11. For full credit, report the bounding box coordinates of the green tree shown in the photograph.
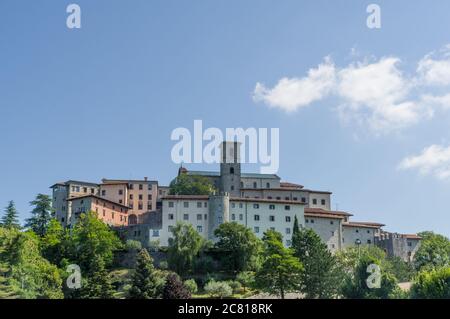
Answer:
[292,228,342,299]
[340,255,401,299]
[0,227,63,299]
[410,266,450,299]
[214,222,262,272]
[69,212,122,269]
[25,194,53,237]
[236,271,255,293]
[78,255,115,299]
[41,218,67,266]
[128,248,164,299]
[414,231,450,271]
[162,273,191,299]
[255,230,303,299]
[167,222,204,275]
[292,215,300,236]
[169,174,216,195]
[184,279,198,294]
[1,201,21,229]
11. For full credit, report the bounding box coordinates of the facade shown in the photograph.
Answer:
[50,180,100,227]
[68,195,129,227]
[100,178,158,225]
[50,141,421,261]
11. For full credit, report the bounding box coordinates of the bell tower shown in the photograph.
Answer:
[219,141,241,197]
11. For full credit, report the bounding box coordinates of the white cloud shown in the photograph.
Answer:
[336,57,430,134]
[252,57,336,112]
[399,145,450,180]
[253,45,450,135]
[417,45,450,86]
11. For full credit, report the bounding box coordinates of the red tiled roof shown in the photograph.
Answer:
[305,207,353,216]
[343,221,385,229]
[280,182,304,189]
[403,234,422,240]
[304,212,345,219]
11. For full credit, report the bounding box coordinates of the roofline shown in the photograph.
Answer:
[343,222,385,229]
[66,195,130,210]
[102,179,158,184]
[304,208,353,216]
[304,212,345,219]
[50,180,99,188]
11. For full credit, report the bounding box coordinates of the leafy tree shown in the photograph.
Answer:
[336,245,388,273]
[1,201,21,229]
[292,228,342,299]
[184,279,198,294]
[25,194,53,237]
[340,255,401,299]
[69,212,122,269]
[78,255,116,299]
[41,218,67,266]
[236,271,255,293]
[167,222,204,275]
[204,280,233,298]
[414,231,450,271]
[169,174,216,195]
[385,256,416,282]
[255,230,303,299]
[214,222,262,272]
[162,273,191,299]
[128,249,164,299]
[410,266,450,299]
[0,227,63,299]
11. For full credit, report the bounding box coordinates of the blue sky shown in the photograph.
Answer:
[1,0,449,236]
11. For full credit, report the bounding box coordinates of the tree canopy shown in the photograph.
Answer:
[414,231,450,271]
[169,174,216,195]
[1,201,21,229]
[25,194,53,237]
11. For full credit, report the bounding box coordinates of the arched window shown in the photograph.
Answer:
[230,167,235,174]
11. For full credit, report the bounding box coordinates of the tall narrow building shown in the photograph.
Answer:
[219,141,241,197]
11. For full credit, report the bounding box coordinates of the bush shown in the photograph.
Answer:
[184,279,198,294]
[411,267,450,299]
[204,280,233,299]
[159,261,169,270]
[236,271,255,292]
[162,273,191,299]
[125,240,142,251]
[226,280,242,294]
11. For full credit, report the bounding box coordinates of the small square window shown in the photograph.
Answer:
[286,228,291,234]
[168,214,174,220]
[197,202,202,208]
[269,215,275,222]
[254,215,260,221]
[254,227,260,233]
[168,201,174,208]
[285,216,291,222]
[197,226,203,233]
[183,214,189,221]
[284,205,290,211]
[253,204,259,209]
[231,214,236,221]
[269,205,275,210]
[184,202,189,208]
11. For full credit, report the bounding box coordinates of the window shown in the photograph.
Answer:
[83,187,87,193]
[204,214,208,220]
[407,241,412,247]
[285,216,291,222]
[231,214,236,221]
[148,184,152,190]
[129,203,133,209]
[139,184,143,190]
[285,197,289,200]
[285,205,291,211]
[276,196,281,200]
[197,214,202,221]
[218,216,223,223]
[331,244,335,249]
[356,229,359,233]
[111,212,115,219]
[305,219,309,223]
[91,188,95,194]
[269,204,275,210]
[253,182,257,188]
[168,214,174,220]
[197,202,202,208]
[266,182,270,188]
[301,197,306,203]
[119,189,123,195]
[231,185,234,191]
[267,196,272,199]
[169,201,174,208]
[331,231,335,236]
[286,228,291,234]
[138,203,143,210]
[312,199,317,205]
[240,182,244,188]
[239,203,243,208]
[269,215,275,222]
[321,199,326,205]
[129,184,134,190]
[367,239,372,244]
[254,227,260,233]
[204,202,208,208]
[253,204,259,209]
[147,204,152,210]
[254,215,260,221]
[367,230,370,234]
[183,214,189,221]
[230,167,235,174]
[231,203,236,208]
[148,194,152,200]
[184,202,189,208]
[130,194,133,200]
[239,214,243,221]
[310,219,315,224]
[61,217,65,222]
[197,226,203,233]
[139,194,143,200]
[293,197,298,201]
[330,221,334,225]
[101,190,106,196]
[152,230,159,237]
